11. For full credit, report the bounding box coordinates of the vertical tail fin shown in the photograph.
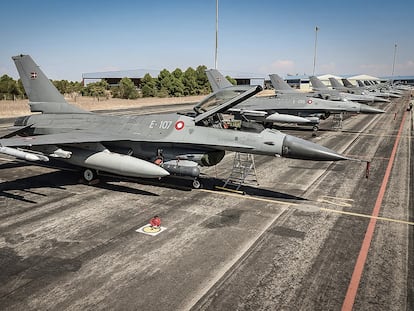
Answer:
[356,80,365,87]
[328,77,343,88]
[341,78,355,88]
[269,74,299,93]
[309,76,329,89]
[12,54,88,114]
[205,69,234,92]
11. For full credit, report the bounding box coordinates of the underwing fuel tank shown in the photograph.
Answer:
[265,113,312,124]
[65,149,169,178]
[162,160,200,177]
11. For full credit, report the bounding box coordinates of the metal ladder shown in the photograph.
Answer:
[222,153,259,191]
[332,112,343,130]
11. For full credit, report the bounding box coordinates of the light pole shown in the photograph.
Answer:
[215,0,219,69]
[312,26,319,76]
[391,43,397,83]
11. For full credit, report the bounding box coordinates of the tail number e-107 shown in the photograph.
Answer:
[149,120,173,129]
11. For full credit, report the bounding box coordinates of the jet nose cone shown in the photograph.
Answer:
[282,135,347,161]
[359,104,386,114]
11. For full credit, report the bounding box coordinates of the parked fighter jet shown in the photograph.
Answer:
[341,78,400,99]
[309,76,386,103]
[206,70,384,133]
[328,78,390,103]
[356,80,404,96]
[0,55,349,188]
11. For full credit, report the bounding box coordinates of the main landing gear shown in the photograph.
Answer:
[312,125,319,137]
[82,168,98,183]
[192,178,201,189]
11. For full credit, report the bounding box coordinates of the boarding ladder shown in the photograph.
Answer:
[332,112,343,130]
[221,153,259,191]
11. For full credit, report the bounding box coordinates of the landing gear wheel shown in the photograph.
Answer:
[83,169,96,182]
[312,125,319,137]
[192,179,201,189]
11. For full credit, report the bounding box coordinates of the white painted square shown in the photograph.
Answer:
[136,224,166,236]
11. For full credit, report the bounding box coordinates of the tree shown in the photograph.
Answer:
[195,65,211,94]
[157,69,173,92]
[172,68,183,80]
[0,74,21,100]
[116,77,139,99]
[226,75,237,85]
[82,80,109,98]
[182,67,198,96]
[169,76,185,97]
[140,73,157,97]
[53,80,70,94]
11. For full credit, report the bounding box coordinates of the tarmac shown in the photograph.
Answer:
[0,94,412,310]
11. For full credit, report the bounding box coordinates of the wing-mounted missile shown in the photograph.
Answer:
[229,108,268,117]
[0,146,49,161]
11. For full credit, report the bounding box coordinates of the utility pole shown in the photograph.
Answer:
[312,26,319,76]
[391,43,397,83]
[215,0,219,69]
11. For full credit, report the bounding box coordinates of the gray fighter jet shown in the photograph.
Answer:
[329,78,390,103]
[341,78,400,99]
[356,80,404,96]
[309,76,387,103]
[0,55,348,188]
[206,70,384,133]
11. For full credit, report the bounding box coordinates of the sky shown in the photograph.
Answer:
[1,0,413,82]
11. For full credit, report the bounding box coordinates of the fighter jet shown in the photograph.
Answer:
[309,76,387,103]
[341,78,400,99]
[356,80,404,96]
[0,55,348,188]
[206,70,384,133]
[328,78,390,103]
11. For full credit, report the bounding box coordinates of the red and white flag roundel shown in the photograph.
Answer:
[30,72,37,79]
[175,120,185,130]
[307,99,313,104]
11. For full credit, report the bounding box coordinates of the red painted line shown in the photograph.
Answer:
[341,111,407,311]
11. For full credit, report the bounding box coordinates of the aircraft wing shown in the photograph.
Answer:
[0,131,132,147]
[0,128,258,152]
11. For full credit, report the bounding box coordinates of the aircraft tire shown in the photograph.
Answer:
[192,179,201,189]
[83,169,96,182]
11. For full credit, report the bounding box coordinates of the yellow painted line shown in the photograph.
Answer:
[320,208,414,226]
[200,189,414,226]
[214,186,245,195]
[200,188,297,206]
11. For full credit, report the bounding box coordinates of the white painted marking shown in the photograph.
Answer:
[136,224,167,236]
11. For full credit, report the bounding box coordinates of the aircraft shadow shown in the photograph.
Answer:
[200,177,307,201]
[0,163,307,202]
[0,170,160,204]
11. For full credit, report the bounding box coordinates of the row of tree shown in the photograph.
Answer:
[0,65,235,100]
